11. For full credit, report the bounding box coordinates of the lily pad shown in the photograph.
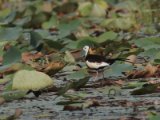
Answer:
[64,51,75,64]
[2,47,21,66]
[0,9,16,25]
[66,69,89,80]
[0,27,22,41]
[131,37,160,50]
[0,90,27,101]
[104,62,134,78]
[131,84,158,95]
[58,20,81,39]
[12,70,54,91]
[96,31,118,43]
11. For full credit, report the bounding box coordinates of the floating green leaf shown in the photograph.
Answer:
[66,38,97,49]
[122,81,146,89]
[0,90,27,101]
[30,31,43,49]
[53,2,78,14]
[58,20,81,39]
[56,82,73,96]
[104,62,133,78]
[77,38,97,48]
[0,27,22,41]
[67,69,89,80]
[101,18,135,30]
[64,51,75,64]
[3,47,21,65]
[0,8,16,25]
[131,37,160,50]
[148,113,160,120]
[14,16,31,26]
[42,15,58,29]
[78,2,92,16]
[57,76,90,97]
[131,84,158,95]
[45,39,63,50]
[96,31,118,43]
[72,76,90,90]
[12,70,54,91]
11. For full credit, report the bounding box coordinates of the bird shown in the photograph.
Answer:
[83,46,109,70]
[82,45,128,80]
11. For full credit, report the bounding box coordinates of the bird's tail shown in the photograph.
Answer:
[105,58,133,64]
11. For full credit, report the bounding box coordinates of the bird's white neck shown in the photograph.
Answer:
[84,49,89,57]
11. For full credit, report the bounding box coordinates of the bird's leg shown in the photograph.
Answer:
[100,71,105,87]
[96,70,99,77]
[94,70,99,81]
[102,71,105,80]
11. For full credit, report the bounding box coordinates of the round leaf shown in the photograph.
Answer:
[12,70,54,91]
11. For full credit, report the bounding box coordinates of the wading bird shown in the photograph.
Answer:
[82,45,128,80]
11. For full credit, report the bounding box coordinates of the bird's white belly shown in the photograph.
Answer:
[86,60,109,69]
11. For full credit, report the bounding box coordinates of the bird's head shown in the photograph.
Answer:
[82,45,89,57]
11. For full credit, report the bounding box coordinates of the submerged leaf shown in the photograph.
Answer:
[57,76,90,96]
[122,81,146,89]
[72,76,90,90]
[56,82,73,96]
[131,84,158,95]
[63,99,99,111]
[0,90,27,101]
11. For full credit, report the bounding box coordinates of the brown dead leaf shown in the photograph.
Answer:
[127,63,158,79]
[127,70,146,79]
[70,49,82,60]
[14,108,23,118]
[119,100,133,107]
[0,63,23,74]
[125,55,137,64]
[0,97,5,105]
[63,99,100,111]
[115,80,124,86]
[82,99,100,109]
[22,52,43,63]
[0,85,4,91]
[0,56,2,65]
[63,105,82,111]
[3,43,12,51]
[145,63,157,77]
[44,61,65,75]
[42,1,53,13]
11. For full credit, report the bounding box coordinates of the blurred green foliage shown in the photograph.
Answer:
[0,0,159,73]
